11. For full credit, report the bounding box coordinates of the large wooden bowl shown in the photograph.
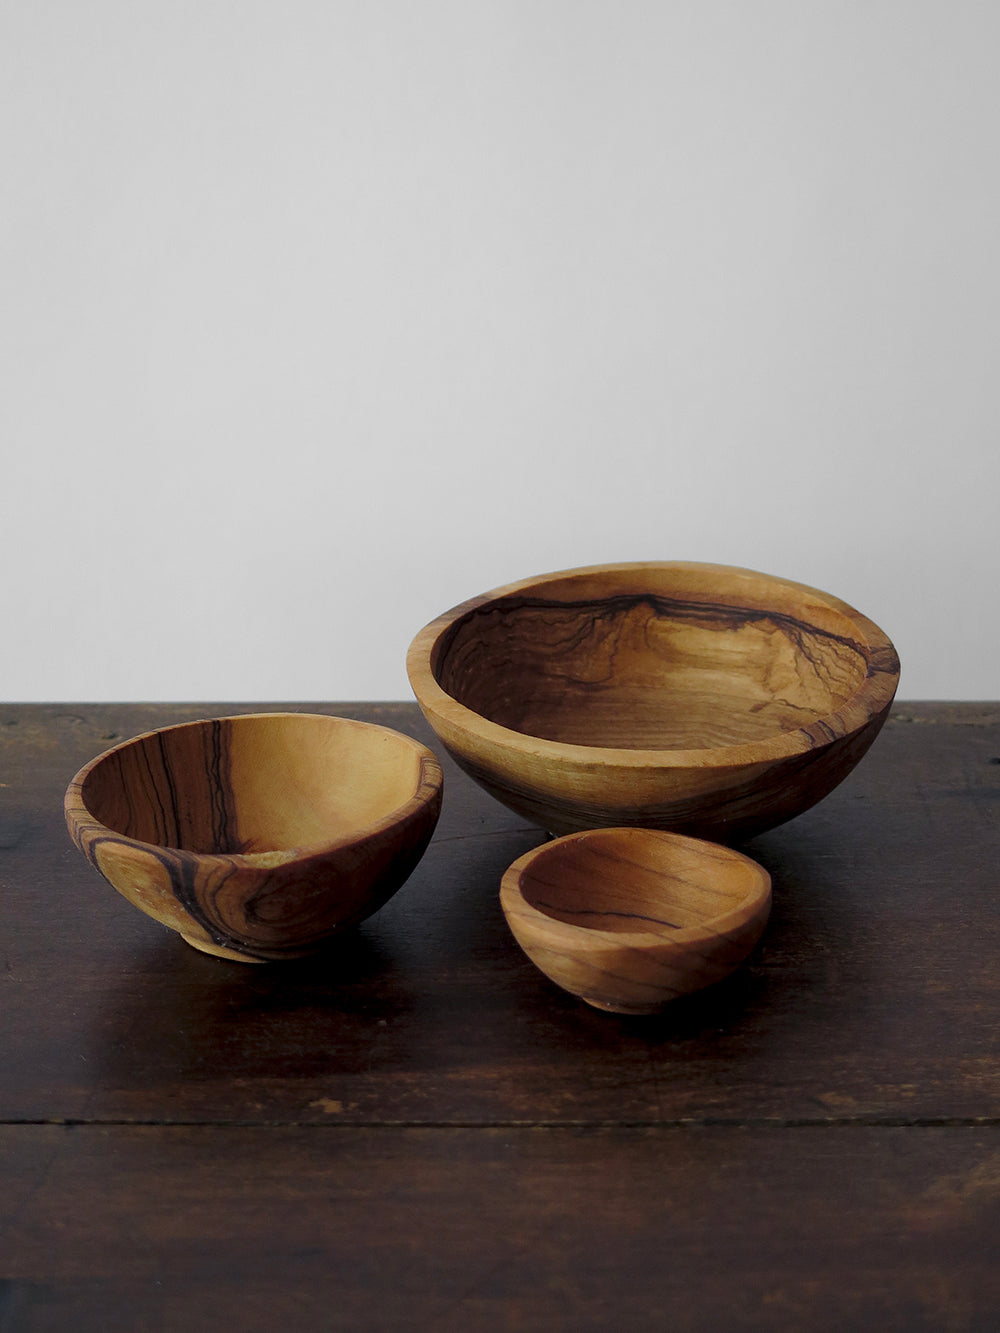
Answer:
[407,562,899,842]
[65,713,443,962]
[500,827,772,1014]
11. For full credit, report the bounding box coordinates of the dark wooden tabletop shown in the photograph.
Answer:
[2,701,999,1331]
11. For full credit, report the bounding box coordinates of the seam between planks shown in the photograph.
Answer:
[3,1116,1000,1130]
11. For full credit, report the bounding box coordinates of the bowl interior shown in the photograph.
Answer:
[515,828,767,939]
[80,714,425,856]
[433,568,871,749]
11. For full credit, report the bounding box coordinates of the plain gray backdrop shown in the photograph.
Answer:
[3,1,997,700]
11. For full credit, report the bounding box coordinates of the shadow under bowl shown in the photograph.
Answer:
[64,712,443,962]
[500,826,772,1014]
[407,561,899,841]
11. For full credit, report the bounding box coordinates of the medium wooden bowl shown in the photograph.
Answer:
[65,713,443,962]
[500,827,772,1013]
[407,562,899,842]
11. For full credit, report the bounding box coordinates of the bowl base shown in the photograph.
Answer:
[581,994,661,1015]
[180,933,267,964]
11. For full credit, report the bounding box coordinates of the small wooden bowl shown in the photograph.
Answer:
[65,713,443,962]
[407,562,900,841]
[500,827,771,1013]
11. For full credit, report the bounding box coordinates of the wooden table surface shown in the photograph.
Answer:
[2,701,999,1331]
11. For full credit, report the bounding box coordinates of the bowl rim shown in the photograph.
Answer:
[499,826,772,952]
[64,711,444,869]
[407,561,900,769]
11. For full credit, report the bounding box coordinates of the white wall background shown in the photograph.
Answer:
[2,0,997,702]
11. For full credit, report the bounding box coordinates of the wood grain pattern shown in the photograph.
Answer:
[408,562,900,840]
[501,828,771,1013]
[64,713,443,962]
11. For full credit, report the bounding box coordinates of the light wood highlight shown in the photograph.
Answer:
[500,827,771,1014]
[407,562,900,841]
[64,713,443,961]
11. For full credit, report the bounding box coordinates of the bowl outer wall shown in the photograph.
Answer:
[64,714,444,960]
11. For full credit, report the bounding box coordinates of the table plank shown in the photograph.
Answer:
[2,703,999,1125]
[3,1122,999,1332]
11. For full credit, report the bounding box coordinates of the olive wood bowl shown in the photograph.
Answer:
[407,562,899,842]
[500,826,771,1013]
[65,713,443,962]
